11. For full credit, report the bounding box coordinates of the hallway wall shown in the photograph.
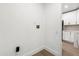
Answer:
[45,3,62,55]
[0,3,45,56]
[0,3,62,56]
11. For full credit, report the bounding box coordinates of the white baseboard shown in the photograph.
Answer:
[44,46,62,56]
[23,45,62,56]
[23,46,44,56]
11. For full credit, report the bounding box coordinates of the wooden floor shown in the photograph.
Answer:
[63,41,79,56]
[33,49,54,56]
[33,41,79,56]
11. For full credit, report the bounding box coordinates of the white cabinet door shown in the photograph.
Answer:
[67,32,74,43]
[63,32,70,41]
[69,11,77,25]
[63,31,74,43]
[66,32,71,42]
[65,32,67,41]
[67,32,71,42]
[62,13,69,25]
[70,32,74,43]
[63,31,66,41]
[62,11,77,25]
[77,10,79,24]
[63,31,66,40]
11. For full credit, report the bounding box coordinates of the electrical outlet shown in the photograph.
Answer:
[36,25,40,29]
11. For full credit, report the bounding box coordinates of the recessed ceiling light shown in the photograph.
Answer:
[64,5,68,8]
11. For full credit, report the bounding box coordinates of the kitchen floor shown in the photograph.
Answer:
[63,41,79,56]
[33,40,79,56]
[33,49,54,56]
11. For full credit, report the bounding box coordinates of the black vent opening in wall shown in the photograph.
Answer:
[36,25,40,29]
[16,46,20,53]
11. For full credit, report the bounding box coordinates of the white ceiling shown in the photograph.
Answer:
[62,3,79,13]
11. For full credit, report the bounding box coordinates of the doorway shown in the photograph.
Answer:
[62,3,79,55]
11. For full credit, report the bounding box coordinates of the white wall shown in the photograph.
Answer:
[45,3,62,56]
[0,3,45,56]
[0,3,62,56]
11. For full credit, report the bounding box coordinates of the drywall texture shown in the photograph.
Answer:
[0,3,45,56]
[45,3,62,55]
[0,3,62,56]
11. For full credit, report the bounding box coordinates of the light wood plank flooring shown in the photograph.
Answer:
[33,49,54,56]
[63,41,79,56]
[33,41,79,56]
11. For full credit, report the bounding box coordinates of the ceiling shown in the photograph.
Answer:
[62,3,79,13]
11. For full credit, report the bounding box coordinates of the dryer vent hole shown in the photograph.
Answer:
[16,46,20,53]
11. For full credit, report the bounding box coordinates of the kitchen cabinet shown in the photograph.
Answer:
[67,32,71,42]
[62,13,69,25]
[69,11,77,25]
[77,9,79,24]
[62,11,77,25]
[63,31,74,43]
[70,32,74,42]
[63,31,69,41]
